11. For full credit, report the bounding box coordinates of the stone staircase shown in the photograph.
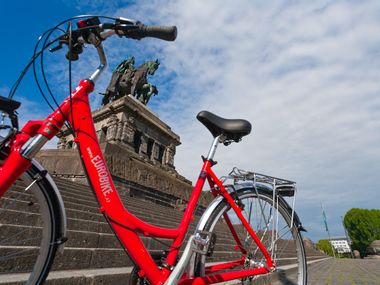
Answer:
[0,177,326,284]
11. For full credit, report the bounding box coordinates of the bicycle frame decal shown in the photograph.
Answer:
[90,154,114,198]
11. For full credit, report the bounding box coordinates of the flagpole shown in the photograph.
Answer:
[321,202,336,258]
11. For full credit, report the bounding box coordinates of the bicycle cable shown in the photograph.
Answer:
[68,22,75,135]
[33,27,76,136]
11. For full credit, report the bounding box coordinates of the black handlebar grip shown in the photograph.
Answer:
[141,25,177,41]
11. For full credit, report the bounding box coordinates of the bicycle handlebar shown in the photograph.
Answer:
[52,16,177,82]
[74,18,177,43]
[59,17,177,60]
[113,23,177,41]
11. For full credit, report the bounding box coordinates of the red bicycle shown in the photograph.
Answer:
[0,16,306,285]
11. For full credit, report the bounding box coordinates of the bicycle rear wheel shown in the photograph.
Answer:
[194,187,307,285]
[0,153,61,284]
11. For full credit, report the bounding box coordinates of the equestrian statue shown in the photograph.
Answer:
[102,57,160,106]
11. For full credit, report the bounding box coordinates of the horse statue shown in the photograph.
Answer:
[102,56,136,105]
[132,60,160,105]
[101,58,160,106]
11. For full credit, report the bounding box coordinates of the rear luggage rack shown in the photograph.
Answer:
[221,167,299,234]
[222,167,296,197]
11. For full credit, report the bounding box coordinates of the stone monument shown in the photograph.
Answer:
[57,94,179,171]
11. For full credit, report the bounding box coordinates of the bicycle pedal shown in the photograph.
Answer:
[192,230,216,256]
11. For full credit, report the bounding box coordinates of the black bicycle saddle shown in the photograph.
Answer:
[197,110,251,142]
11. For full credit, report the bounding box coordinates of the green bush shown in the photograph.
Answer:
[343,208,380,257]
[316,239,335,256]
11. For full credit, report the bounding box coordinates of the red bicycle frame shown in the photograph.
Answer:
[0,79,274,285]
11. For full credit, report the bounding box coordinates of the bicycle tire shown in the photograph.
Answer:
[0,152,61,284]
[194,186,307,285]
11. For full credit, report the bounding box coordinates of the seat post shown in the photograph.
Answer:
[206,136,221,161]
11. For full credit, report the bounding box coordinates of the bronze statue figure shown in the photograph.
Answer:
[102,57,160,106]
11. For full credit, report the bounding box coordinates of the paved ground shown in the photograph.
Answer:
[308,258,380,285]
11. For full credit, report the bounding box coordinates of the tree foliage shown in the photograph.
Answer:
[343,208,380,257]
[316,239,335,256]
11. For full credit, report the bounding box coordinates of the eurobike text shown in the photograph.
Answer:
[91,155,114,197]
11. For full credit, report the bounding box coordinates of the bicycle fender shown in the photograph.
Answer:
[277,194,306,232]
[195,195,225,232]
[31,159,68,251]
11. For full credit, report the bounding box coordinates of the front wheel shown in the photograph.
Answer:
[194,187,307,285]
[0,152,62,284]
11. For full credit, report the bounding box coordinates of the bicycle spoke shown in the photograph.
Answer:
[0,228,32,245]
[0,247,37,262]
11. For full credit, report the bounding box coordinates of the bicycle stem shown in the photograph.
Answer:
[88,43,107,83]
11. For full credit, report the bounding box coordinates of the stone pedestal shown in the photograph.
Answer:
[57,95,180,171]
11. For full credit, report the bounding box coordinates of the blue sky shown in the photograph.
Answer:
[1,0,380,243]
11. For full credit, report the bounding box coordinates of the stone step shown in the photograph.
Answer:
[52,247,135,271]
[0,267,133,285]
[0,208,43,228]
[0,224,44,247]
[0,246,133,274]
[0,196,40,214]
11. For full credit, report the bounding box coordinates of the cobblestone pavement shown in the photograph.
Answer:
[308,258,380,285]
